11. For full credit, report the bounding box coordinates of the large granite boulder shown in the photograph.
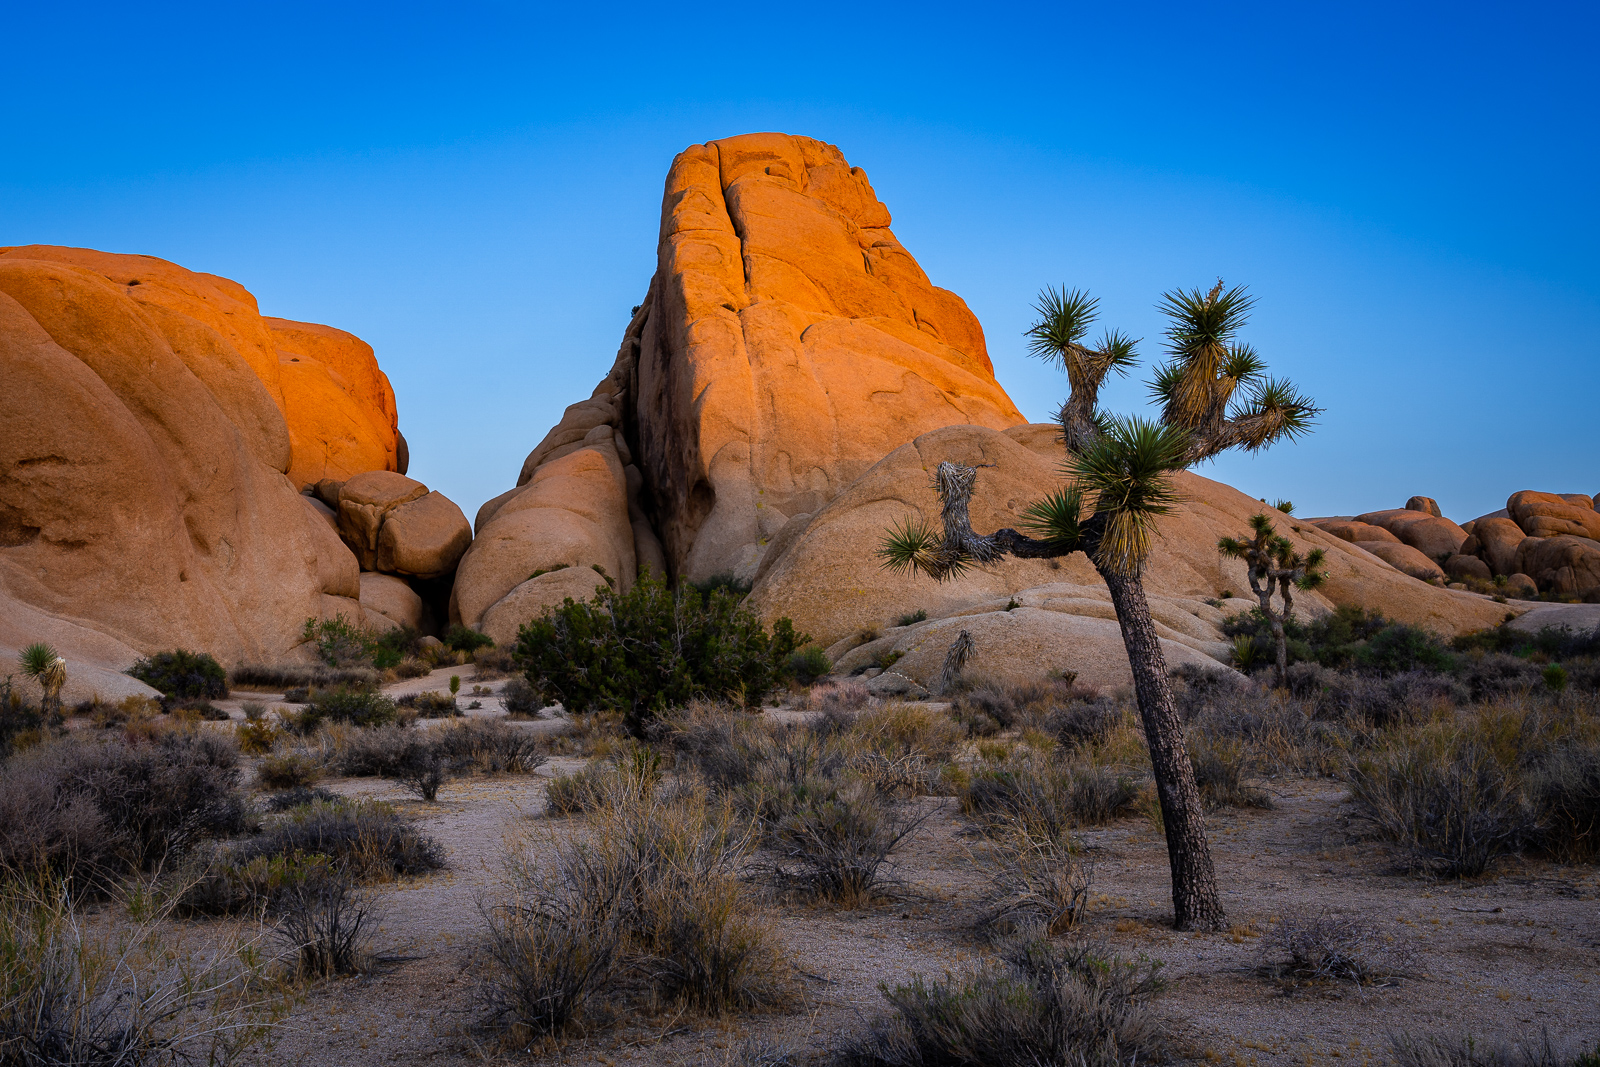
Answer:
[1313,519,1401,545]
[1359,542,1447,582]
[0,246,384,669]
[1515,536,1600,598]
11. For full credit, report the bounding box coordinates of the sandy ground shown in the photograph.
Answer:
[213,670,1600,1065]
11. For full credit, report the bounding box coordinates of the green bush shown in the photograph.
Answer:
[788,646,832,686]
[127,650,228,699]
[294,686,397,732]
[513,573,807,735]
[1223,606,1456,676]
[302,615,373,668]
[443,624,494,653]
[893,609,928,628]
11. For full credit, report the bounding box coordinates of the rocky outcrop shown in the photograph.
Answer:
[1469,517,1528,577]
[1507,491,1600,541]
[1316,520,1401,545]
[0,247,382,669]
[744,424,1513,687]
[268,317,404,487]
[1515,536,1600,599]
[1359,542,1447,582]
[459,133,1025,642]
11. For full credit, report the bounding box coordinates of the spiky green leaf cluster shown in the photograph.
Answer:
[877,516,972,581]
[1019,488,1085,550]
[1068,417,1189,575]
[19,642,59,679]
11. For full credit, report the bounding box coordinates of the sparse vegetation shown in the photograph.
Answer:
[1258,910,1413,990]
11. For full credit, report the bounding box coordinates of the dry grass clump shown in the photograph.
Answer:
[545,744,662,816]
[830,937,1166,1067]
[479,784,792,1043]
[1348,701,1600,875]
[236,797,444,883]
[1389,1029,1598,1067]
[980,835,1093,936]
[257,751,320,790]
[273,874,379,979]
[1257,910,1413,991]
[760,777,932,907]
[0,877,283,1064]
[230,663,379,691]
[962,756,1142,844]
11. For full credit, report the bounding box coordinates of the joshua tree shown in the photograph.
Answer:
[1218,514,1327,688]
[878,281,1318,931]
[19,642,67,717]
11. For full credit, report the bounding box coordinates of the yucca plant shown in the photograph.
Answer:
[1218,513,1327,687]
[877,279,1319,931]
[19,642,66,717]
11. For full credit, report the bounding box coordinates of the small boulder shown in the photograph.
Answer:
[359,572,424,630]
[1405,496,1442,517]
[1359,541,1447,582]
[337,470,428,567]
[375,491,472,579]
[1446,554,1492,582]
[1471,517,1526,576]
[313,478,344,511]
[1505,573,1539,599]
[1355,509,1468,560]
[419,635,445,653]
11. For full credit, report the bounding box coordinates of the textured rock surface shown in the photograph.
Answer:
[359,572,424,630]
[1406,495,1442,517]
[1515,535,1600,597]
[1314,519,1402,545]
[1446,553,1493,582]
[0,245,384,671]
[1354,508,1469,561]
[1507,490,1600,541]
[747,423,1512,652]
[375,491,471,579]
[467,133,1025,640]
[1359,541,1447,582]
[268,317,403,487]
[1470,517,1528,577]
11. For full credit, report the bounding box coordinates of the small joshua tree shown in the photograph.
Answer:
[879,281,1317,931]
[19,642,67,717]
[1218,514,1327,687]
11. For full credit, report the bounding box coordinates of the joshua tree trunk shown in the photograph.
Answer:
[1270,613,1288,688]
[1100,568,1227,931]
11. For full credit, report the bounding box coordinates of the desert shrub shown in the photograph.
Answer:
[0,733,250,887]
[0,878,279,1064]
[372,623,426,666]
[1527,745,1600,862]
[127,649,228,699]
[831,937,1165,1067]
[1390,1030,1594,1067]
[691,573,754,597]
[435,719,548,775]
[893,609,929,628]
[237,798,444,881]
[1360,623,1457,674]
[1225,605,1457,676]
[481,785,790,1041]
[257,752,319,790]
[1043,701,1120,750]
[325,723,414,777]
[236,718,281,755]
[981,837,1093,936]
[1350,739,1533,876]
[295,686,398,731]
[1258,910,1412,990]
[544,747,662,816]
[1187,735,1271,809]
[656,701,775,792]
[499,676,543,717]
[962,758,1139,843]
[443,623,494,653]
[231,664,380,691]
[274,872,377,978]
[808,680,870,717]
[0,685,53,757]
[398,690,459,717]
[394,743,451,802]
[1458,653,1546,700]
[761,777,926,907]
[953,680,1055,733]
[788,646,832,686]
[170,698,229,722]
[473,645,517,678]
[302,615,374,668]
[513,572,806,735]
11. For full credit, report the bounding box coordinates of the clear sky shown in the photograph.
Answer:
[6,2,1596,526]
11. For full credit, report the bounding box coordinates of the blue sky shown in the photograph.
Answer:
[6,2,1596,525]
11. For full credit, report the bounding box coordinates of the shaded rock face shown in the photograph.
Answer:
[460,132,1023,640]
[745,424,1514,678]
[0,246,390,667]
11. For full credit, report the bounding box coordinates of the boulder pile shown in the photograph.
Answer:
[1311,491,1600,601]
[0,245,466,675]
